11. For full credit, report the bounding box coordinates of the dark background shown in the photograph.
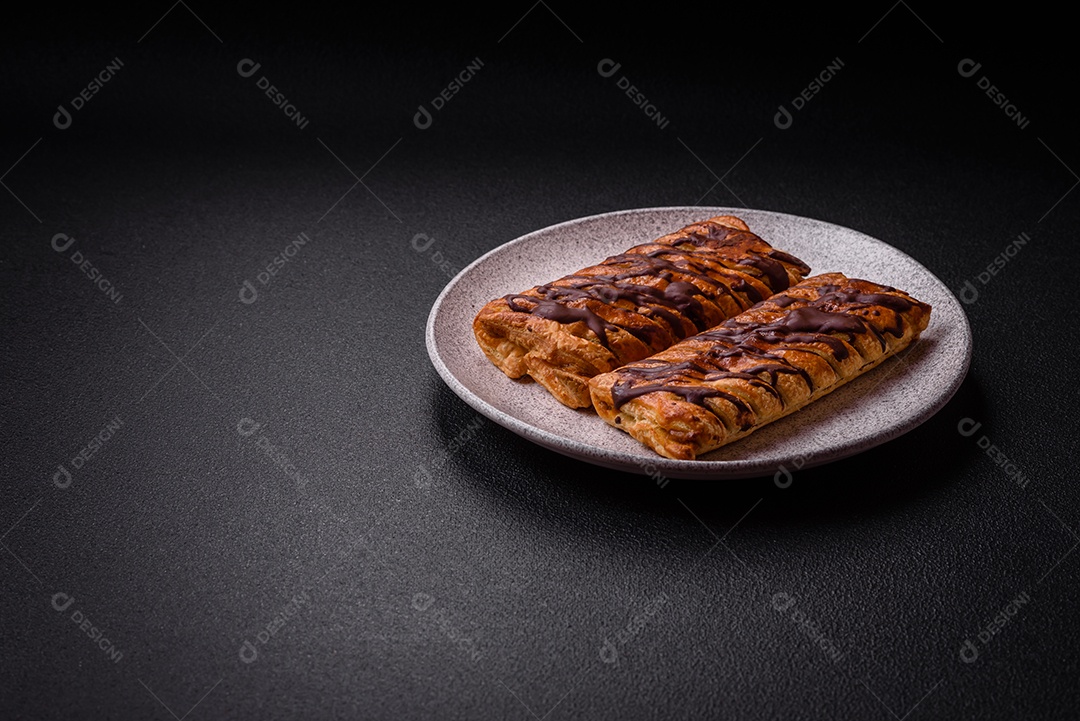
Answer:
[3,5,1078,719]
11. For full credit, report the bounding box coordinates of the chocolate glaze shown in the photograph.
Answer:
[608,282,918,415]
[769,294,798,308]
[501,223,806,350]
[767,249,812,276]
[613,380,756,429]
[736,254,790,292]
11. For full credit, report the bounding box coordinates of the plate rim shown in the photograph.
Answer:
[425,206,973,480]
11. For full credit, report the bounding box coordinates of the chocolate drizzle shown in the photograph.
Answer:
[608,282,918,413]
[736,254,790,292]
[500,222,807,351]
[767,249,812,276]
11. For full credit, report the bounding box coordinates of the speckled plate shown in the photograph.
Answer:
[425,207,972,479]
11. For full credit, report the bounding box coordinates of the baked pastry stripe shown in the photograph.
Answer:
[472,216,811,408]
[588,272,932,459]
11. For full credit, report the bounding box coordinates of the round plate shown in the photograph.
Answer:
[425,207,972,479]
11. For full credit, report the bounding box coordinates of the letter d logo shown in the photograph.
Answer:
[957,279,979,305]
[957,417,982,437]
[957,58,982,78]
[237,58,261,78]
[771,592,796,612]
[597,58,621,78]
[774,465,793,489]
[53,104,72,130]
[51,592,75,612]
[599,638,618,664]
[51,233,76,253]
[53,464,72,489]
[238,279,259,304]
[411,233,435,252]
[414,105,433,130]
[774,104,793,130]
[959,639,979,663]
[236,418,262,437]
[239,640,259,663]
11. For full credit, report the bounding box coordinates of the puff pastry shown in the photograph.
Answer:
[473,216,811,408]
[588,273,932,459]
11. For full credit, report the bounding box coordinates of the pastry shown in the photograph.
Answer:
[472,216,811,408]
[588,273,932,459]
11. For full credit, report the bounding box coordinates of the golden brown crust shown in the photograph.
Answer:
[588,273,932,459]
[473,216,811,408]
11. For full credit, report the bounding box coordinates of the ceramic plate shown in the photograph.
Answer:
[425,207,972,479]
